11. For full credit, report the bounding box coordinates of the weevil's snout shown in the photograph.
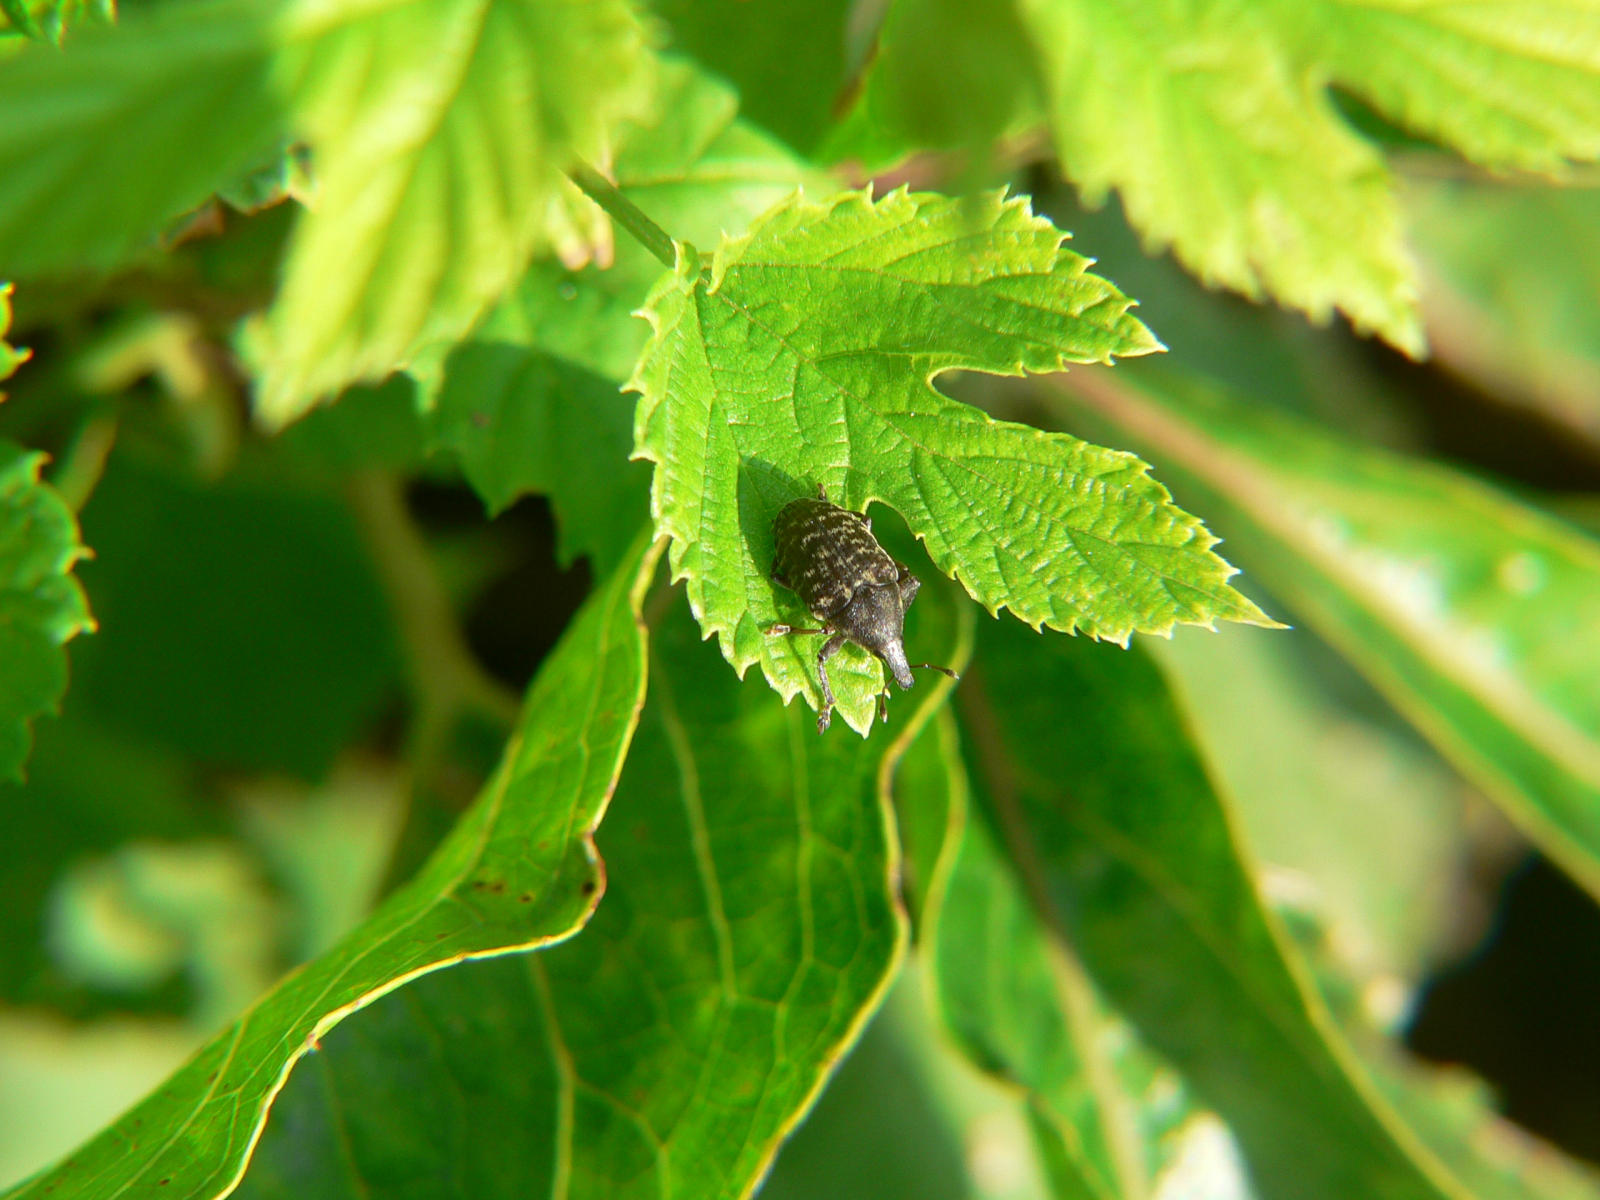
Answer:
[848,585,916,689]
[880,638,916,690]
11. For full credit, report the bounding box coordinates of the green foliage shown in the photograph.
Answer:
[1406,179,1600,445]
[235,590,942,1199]
[0,0,653,422]
[900,711,1205,1199]
[417,59,818,573]
[957,620,1463,1200]
[0,0,109,41]
[4,4,1600,1200]
[1057,366,1600,902]
[0,294,92,782]
[0,442,92,781]
[645,0,854,154]
[8,534,657,1200]
[72,453,399,776]
[837,0,1600,355]
[633,187,1270,733]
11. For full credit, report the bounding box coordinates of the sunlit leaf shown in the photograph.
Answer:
[841,0,1600,354]
[234,585,954,1200]
[250,0,653,422]
[0,0,653,423]
[5,534,659,1200]
[632,186,1270,733]
[419,60,815,574]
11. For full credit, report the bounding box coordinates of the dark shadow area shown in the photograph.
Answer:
[406,481,592,693]
[1408,854,1600,1164]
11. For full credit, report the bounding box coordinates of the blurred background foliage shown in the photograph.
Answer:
[1,0,1599,1197]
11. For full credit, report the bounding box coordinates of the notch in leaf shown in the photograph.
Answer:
[627,186,1277,733]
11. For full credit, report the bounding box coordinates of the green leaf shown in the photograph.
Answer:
[0,298,92,784]
[1059,365,1600,904]
[430,342,642,565]
[0,285,27,383]
[4,533,660,1200]
[0,439,93,783]
[819,0,1045,167]
[756,979,982,1200]
[957,621,1467,1200]
[1407,177,1600,451]
[0,0,653,424]
[249,0,655,424]
[842,0,1600,356]
[1282,0,1600,175]
[1154,625,1467,981]
[0,0,109,41]
[1014,0,1421,354]
[898,704,1258,1200]
[632,186,1270,733]
[418,59,823,573]
[0,0,288,275]
[234,584,948,1200]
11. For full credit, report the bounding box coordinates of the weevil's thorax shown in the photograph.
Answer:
[835,582,916,690]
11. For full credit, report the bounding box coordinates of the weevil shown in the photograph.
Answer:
[768,485,958,733]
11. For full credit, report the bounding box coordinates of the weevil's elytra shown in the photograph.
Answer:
[768,485,958,733]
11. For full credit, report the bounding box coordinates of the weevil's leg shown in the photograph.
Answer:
[766,622,825,637]
[877,689,890,724]
[815,482,829,502]
[815,632,845,733]
[908,662,961,681]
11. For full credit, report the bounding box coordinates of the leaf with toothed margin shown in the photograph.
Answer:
[1,286,94,784]
[629,186,1276,734]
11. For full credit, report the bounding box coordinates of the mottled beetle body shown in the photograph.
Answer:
[769,486,957,732]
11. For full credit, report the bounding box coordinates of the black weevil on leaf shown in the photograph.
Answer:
[768,485,958,732]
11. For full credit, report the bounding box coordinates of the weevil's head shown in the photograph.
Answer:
[838,583,915,689]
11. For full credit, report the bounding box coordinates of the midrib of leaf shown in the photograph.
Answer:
[654,657,739,996]
[529,958,577,1200]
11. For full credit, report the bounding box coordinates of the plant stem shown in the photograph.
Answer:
[345,470,521,736]
[569,162,677,270]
